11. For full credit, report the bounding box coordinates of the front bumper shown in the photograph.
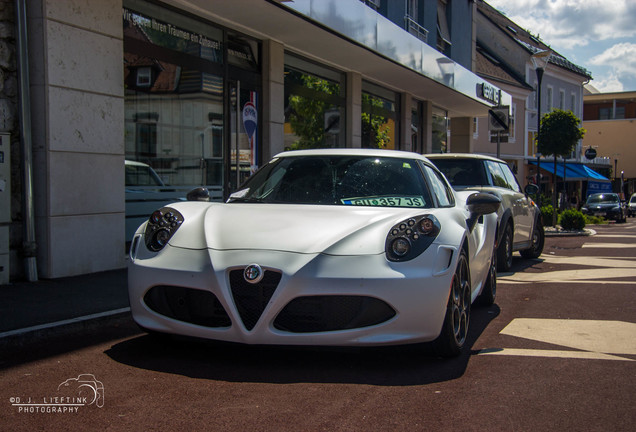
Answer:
[582,207,623,220]
[128,241,457,346]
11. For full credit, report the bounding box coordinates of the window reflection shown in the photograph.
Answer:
[284,57,345,149]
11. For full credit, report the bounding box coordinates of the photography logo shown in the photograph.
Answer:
[10,374,104,413]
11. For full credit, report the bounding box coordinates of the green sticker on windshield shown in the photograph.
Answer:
[341,196,425,207]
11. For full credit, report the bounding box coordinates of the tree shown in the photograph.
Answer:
[537,109,586,225]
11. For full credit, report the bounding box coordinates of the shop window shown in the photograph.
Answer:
[432,106,448,153]
[124,0,259,196]
[362,82,399,150]
[284,55,345,149]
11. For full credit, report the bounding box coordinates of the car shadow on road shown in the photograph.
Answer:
[105,304,500,386]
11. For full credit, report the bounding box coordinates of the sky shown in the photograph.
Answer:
[486,0,636,93]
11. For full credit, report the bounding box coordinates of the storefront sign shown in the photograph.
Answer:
[123,8,221,54]
[477,83,501,105]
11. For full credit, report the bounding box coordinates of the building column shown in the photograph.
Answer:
[346,72,362,148]
[400,92,412,151]
[422,100,433,153]
[28,0,125,278]
[450,117,473,153]
[261,39,285,161]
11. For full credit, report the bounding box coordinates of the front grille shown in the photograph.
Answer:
[273,296,396,333]
[229,269,282,331]
[144,285,231,328]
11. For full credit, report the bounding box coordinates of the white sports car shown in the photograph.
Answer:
[128,149,500,356]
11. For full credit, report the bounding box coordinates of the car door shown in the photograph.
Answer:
[486,160,533,245]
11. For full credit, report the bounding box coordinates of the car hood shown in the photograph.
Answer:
[168,203,428,255]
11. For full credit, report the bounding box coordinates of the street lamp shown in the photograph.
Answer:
[613,153,621,193]
[531,49,552,207]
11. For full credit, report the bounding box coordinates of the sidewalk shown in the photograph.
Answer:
[0,268,131,350]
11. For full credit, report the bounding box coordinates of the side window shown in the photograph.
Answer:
[422,163,454,207]
[500,163,522,193]
[485,160,509,189]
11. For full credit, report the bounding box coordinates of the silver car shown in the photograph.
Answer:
[427,154,544,272]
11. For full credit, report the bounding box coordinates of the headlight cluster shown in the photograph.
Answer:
[385,215,440,262]
[144,207,184,252]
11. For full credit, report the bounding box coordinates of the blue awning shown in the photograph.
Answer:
[529,161,609,182]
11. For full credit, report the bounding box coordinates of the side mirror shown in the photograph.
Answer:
[186,187,211,202]
[466,192,501,232]
[524,184,539,195]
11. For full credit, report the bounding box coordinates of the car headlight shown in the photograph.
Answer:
[144,207,184,252]
[385,215,440,262]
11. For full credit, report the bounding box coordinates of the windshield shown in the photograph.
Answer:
[228,155,432,208]
[586,194,619,204]
[630,195,636,204]
[429,158,489,188]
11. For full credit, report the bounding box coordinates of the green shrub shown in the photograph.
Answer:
[584,215,605,225]
[541,205,555,227]
[559,209,586,231]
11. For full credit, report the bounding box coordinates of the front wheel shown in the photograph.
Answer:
[479,248,497,306]
[432,249,471,357]
[497,223,513,272]
[520,217,544,259]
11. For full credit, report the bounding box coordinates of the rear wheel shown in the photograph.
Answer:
[479,248,497,306]
[497,223,513,272]
[520,217,544,259]
[432,249,471,357]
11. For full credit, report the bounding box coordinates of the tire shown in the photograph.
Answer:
[479,248,497,306]
[520,217,545,259]
[496,223,513,272]
[432,248,471,358]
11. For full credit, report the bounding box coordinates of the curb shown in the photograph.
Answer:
[0,308,133,351]
[545,228,596,237]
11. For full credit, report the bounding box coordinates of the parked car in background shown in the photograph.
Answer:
[580,193,627,223]
[427,154,543,272]
[125,160,179,243]
[128,149,501,357]
[628,193,636,217]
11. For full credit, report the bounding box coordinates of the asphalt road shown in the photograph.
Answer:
[1,221,635,431]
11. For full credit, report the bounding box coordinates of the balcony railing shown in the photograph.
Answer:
[404,15,428,43]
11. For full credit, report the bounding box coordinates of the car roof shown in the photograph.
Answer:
[425,153,505,163]
[125,159,151,168]
[273,148,431,163]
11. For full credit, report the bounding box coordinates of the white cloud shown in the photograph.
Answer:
[589,43,636,80]
[591,73,624,93]
[486,0,636,47]
[485,0,636,90]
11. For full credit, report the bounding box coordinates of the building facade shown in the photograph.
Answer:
[583,90,636,198]
[2,0,510,282]
[470,0,603,207]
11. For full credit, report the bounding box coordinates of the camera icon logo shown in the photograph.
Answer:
[58,374,105,408]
